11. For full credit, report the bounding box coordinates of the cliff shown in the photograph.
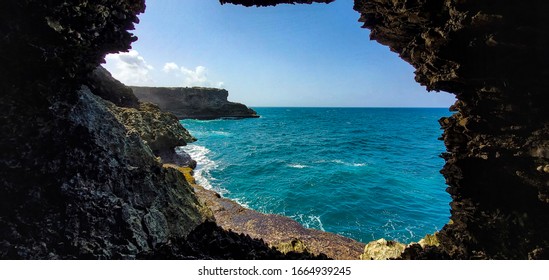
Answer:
[131,86,259,120]
[222,0,549,259]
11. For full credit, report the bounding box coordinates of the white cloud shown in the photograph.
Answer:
[163,62,179,73]
[103,54,225,88]
[162,63,224,88]
[181,65,208,86]
[103,50,153,86]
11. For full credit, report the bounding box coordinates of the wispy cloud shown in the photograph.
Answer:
[163,62,224,88]
[102,52,224,88]
[162,62,179,73]
[104,50,153,86]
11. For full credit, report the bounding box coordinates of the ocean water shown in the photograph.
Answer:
[179,107,452,243]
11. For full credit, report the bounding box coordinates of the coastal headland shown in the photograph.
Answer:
[131,86,259,120]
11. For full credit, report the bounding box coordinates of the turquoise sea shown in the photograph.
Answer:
[180,107,452,243]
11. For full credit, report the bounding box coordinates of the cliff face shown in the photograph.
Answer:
[226,0,549,259]
[1,78,210,258]
[131,86,259,120]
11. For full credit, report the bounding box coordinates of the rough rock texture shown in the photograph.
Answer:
[360,238,406,260]
[359,233,440,260]
[138,221,329,260]
[87,65,197,166]
[0,0,145,91]
[112,102,196,153]
[227,0,549,259]
[168,165,362,260]
[86,66,140,108]
[131,86,259,120]
[354,0,549,259]
[1,83,209,259]
[0,0,201,259]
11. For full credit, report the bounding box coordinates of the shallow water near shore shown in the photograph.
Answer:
[180,107,452,243]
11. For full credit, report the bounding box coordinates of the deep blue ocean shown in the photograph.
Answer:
[179,107,452,243]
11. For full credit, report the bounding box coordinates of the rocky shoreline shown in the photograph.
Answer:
[163,160,445,260]
[163,164,366,260]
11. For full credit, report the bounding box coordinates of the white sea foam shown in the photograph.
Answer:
[287,164,309,169]
[177,144,228,195]
[290,213,326,231]
[382,219,396,231]
[314,159,367,167]
[177,144,260,209]
[404,226,417,239]
[210,131,232,137]
[310,215,326,231]
[231,197,251,209]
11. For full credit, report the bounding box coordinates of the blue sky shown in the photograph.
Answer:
[103,0,455,107]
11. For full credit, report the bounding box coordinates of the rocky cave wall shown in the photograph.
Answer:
[0,0,209,259]
[224,0,549,259]
[2,0,548,259]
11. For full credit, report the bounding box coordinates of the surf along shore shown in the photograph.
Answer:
[163,163,366,260]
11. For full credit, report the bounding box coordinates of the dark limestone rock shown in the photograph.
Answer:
[1,86,210,259]
[131,86,259,120]
[0,0,145,93]
[352,0,549,259]
[138,221,330,260]
[0,0,213,259]
[160,148,198,169]
[86,66,140,108]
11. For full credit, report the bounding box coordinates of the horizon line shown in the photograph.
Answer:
[247,106,451,109]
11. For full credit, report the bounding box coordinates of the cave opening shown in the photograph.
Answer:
[3,0,548,261]
[103,0,456,245]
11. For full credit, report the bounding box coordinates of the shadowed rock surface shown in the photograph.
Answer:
[131,86,259,120]
[86,66,140,109]
[354,0,549,259]
[138,221,329,260]
[1,81,210,259]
